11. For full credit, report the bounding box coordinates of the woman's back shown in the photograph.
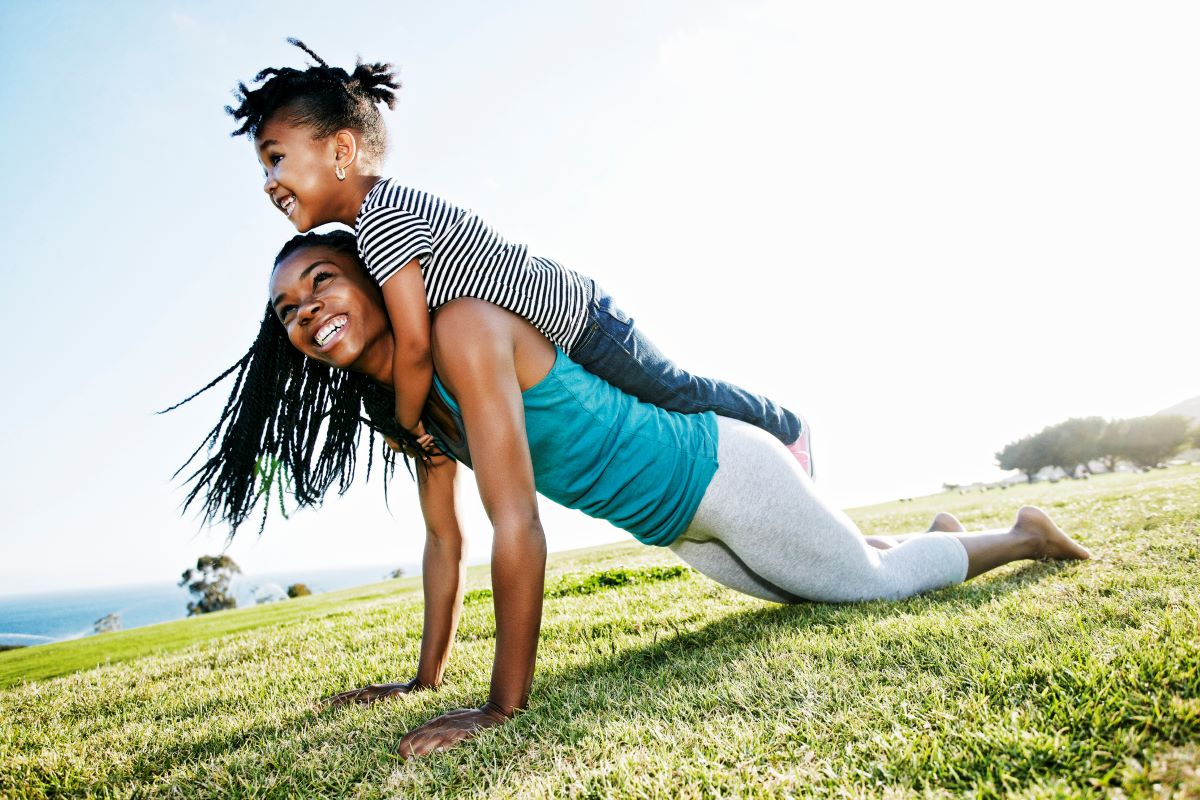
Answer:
[429,347,719,546]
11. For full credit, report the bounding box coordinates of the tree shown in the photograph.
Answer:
[1049,417,1107,476]
[1097,419,1128,472]
[179,555,241,616]
[996,433,1052,483]
[286,583,312,598]
[386,567,405,580]
[93,613,122,634]
[1118,415,1190,469]
[1191,426,1200,451]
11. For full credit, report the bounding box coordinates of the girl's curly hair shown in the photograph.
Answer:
[227,38,401,164]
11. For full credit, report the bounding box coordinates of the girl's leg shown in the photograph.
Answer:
[569,285,804,448]
[673,419,1088,603]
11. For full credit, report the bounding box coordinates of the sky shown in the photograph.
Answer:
[0,1,1196,596]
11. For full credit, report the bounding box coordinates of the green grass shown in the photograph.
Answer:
[2,466,1198,798]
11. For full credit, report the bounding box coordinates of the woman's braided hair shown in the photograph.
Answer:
[227,38,401,163]
[163,230,416,537]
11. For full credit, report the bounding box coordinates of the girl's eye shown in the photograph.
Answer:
[270,154,283,166]
[313,271,333,286]
[279,304,297,320]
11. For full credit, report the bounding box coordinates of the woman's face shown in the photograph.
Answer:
[269,245,391,375]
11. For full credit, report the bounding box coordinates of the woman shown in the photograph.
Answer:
[175,231,1090,759]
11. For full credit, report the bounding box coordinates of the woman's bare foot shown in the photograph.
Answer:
[928,512,966,533]
[1013,506,1092,561]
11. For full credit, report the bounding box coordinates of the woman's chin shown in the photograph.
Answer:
[306,344,355,370]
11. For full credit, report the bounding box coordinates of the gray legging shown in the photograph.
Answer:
[670,418,969,604]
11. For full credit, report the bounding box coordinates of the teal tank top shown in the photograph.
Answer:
[428,349,719,547]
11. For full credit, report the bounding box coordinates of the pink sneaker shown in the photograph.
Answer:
[785,419,815,480]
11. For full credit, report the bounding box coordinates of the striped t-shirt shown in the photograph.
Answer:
[355,179,592,352]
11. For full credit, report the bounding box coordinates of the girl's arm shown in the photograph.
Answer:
[381,258,434,437]
[397,303,547,758]
[321,450,464,707]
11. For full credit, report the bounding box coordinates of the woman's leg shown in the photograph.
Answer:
[672,419,1089,603]
[669,535,802,604]
[865,512,964,549]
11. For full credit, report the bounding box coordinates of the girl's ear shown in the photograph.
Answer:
[334,130,359,171]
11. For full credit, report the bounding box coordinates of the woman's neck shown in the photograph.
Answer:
[353,326,397,389]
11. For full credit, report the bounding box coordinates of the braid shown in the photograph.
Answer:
[226,39,400,164]
[164,231,424,538]
[286,37,329,68]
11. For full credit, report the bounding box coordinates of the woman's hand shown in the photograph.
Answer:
[321,678,428,709]
[398,703,510,759]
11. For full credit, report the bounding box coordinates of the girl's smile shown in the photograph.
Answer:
[255,117,344,232]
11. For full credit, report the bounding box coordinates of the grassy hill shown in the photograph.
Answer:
[1158,394,1200,422]
[2,467,1198,798]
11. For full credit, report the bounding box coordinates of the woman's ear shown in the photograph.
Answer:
[334,130,359,171]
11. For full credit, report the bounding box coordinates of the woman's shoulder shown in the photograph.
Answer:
[431,300,556,393]
[430,300,515,363]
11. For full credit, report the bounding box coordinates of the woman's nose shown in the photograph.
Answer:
[298,298,321,323]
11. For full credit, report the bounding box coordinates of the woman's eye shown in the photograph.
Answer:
[280,304,296,319]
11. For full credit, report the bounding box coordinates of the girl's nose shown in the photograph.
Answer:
[263,174,279,194]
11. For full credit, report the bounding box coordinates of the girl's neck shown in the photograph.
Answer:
[329,174,385,227]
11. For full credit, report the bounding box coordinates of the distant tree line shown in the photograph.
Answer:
[996,415,1197,483]
[179,555,324,615]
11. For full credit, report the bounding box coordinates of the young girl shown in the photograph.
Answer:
[228,39,813,473]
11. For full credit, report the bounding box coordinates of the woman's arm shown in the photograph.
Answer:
[413,454,466,687]
[322,450,464,707]
[397,302,547,758]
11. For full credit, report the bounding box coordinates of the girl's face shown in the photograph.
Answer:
[269,245,392,380]
[255,117,344,233]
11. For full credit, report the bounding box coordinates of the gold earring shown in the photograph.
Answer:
[335,164,347,181]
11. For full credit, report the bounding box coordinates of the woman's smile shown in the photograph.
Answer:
[313,314,349,350]
[268,243,395,385]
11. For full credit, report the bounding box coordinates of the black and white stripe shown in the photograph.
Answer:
[355,179,591,352]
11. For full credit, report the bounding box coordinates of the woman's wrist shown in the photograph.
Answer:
[410,676,439,695]
[480,700,514,722]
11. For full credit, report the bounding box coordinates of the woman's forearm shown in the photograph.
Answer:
[487,519,547,714]
[415,531,465,687]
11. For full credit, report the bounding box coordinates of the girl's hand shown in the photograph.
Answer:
[410,420,438,455]
[383,426,439,459]
[320,678,427,709]
[398,703,510,759]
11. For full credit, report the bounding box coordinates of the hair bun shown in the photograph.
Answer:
[349,60,401,110]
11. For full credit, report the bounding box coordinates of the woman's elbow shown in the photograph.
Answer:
[492,513,546,551]
[425,524,465,554]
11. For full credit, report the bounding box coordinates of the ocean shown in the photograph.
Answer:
[0,562,420,648]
